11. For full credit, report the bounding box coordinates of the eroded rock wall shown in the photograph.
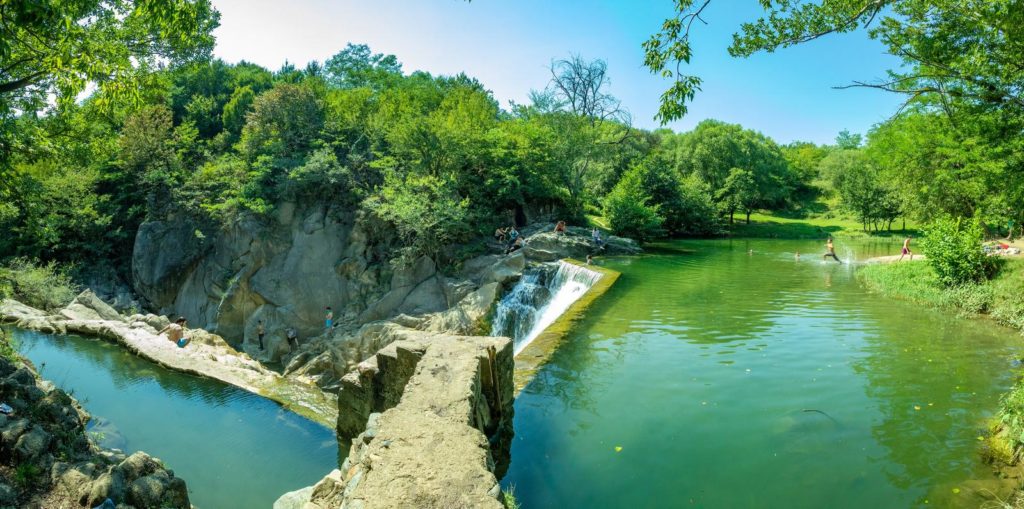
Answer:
[132,206,406,346]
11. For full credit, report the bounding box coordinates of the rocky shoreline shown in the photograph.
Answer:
[0,291,338,427]
[0,327,191,509]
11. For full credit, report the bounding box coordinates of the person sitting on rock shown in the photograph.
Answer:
[158,317,190,348]
[494,227,506,243]
[505,236,524,255]
[505,226,519,250]
[554,220,567,235]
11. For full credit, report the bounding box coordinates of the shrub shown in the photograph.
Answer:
[920,216,1000,287]
[367,172,471,261]
[0,258,78,310]
[603,166,664,243]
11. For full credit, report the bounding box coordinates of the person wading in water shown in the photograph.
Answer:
[823,237,842,263]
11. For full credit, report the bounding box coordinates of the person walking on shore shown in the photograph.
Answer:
[898,236,913,261]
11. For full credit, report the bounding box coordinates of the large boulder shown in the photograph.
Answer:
[131,207,398,345]
[523,228,641,261]
[60,290,123,322]
[132,220,209,311]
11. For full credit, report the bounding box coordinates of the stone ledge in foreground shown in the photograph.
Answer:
[0,291,337,427]
[280,329,513,509]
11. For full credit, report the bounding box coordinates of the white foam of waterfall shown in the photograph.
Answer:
[490,261,602,355]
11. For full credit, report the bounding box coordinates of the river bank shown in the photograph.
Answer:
[858,256,1024,506]
[0,328,193,508]
[0,291,338,427]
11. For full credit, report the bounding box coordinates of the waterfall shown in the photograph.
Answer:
[491,260,602,355]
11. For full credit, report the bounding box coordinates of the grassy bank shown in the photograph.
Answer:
[858,258,1024,332]
[729,212,920,239]
[860,258,1024,485]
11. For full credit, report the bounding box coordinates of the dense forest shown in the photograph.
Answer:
[0,0,1021,283]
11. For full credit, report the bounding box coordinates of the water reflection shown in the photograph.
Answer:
[504,239,1020,509]
[9,327,338,509]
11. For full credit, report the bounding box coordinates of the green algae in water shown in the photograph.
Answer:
[9,328,337,508]
[503,239,1022,508]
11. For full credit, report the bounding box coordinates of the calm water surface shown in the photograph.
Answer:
[503,239,1023,508]
[7,328,338,509]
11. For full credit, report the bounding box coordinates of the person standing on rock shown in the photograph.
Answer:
[256,320,266,349]
[286,327,299,350]
[158,318,188,347]
[325,307,334,330]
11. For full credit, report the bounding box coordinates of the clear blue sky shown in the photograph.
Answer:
[210,0,905,145]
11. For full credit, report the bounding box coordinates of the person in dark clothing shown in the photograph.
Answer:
[505,236,524,255]
[256,319,265,349]
[286,327,299,349]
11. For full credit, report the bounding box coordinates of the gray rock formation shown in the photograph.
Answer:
[282,329,513,509]
[0,331,190,508]
[132,206,401,347]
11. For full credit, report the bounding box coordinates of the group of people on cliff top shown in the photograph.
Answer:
[494,220,606,264]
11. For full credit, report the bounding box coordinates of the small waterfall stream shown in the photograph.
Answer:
[491,260,602,354]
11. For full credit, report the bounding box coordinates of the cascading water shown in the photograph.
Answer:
[491,260,602,354]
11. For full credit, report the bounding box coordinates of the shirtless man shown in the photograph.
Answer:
[158,317,188,347]
[898,236,913,261]
[823,237,842,263]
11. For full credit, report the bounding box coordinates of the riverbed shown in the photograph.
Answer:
[502,239,1022,508]
[7,327,338,508]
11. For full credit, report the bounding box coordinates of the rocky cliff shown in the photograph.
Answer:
[0,328,190,508]
[131,209,640,393]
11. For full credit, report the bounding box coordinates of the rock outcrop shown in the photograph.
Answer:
[0,291,337,427]
[276,330,514,509]
[131,207,407,346]
[0,328,190,508]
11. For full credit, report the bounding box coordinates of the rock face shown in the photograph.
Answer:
[0,331,190,508]
[131,206,406,346]
[283,329,514,509]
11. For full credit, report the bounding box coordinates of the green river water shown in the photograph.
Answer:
[502,239,1022,508]
[7,328,338,509]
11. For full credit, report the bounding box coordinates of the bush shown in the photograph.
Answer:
[920,216,1000,287]
[0,258,78,310]
[602,166,664,243]
[367,172,472,260]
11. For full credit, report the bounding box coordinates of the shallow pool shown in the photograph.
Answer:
[7,327,338,508]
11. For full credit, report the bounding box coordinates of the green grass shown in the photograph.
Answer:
[587,211,919,240]
[729,212,920,239]
[502,486,521,509]
[858,258,1024,329]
